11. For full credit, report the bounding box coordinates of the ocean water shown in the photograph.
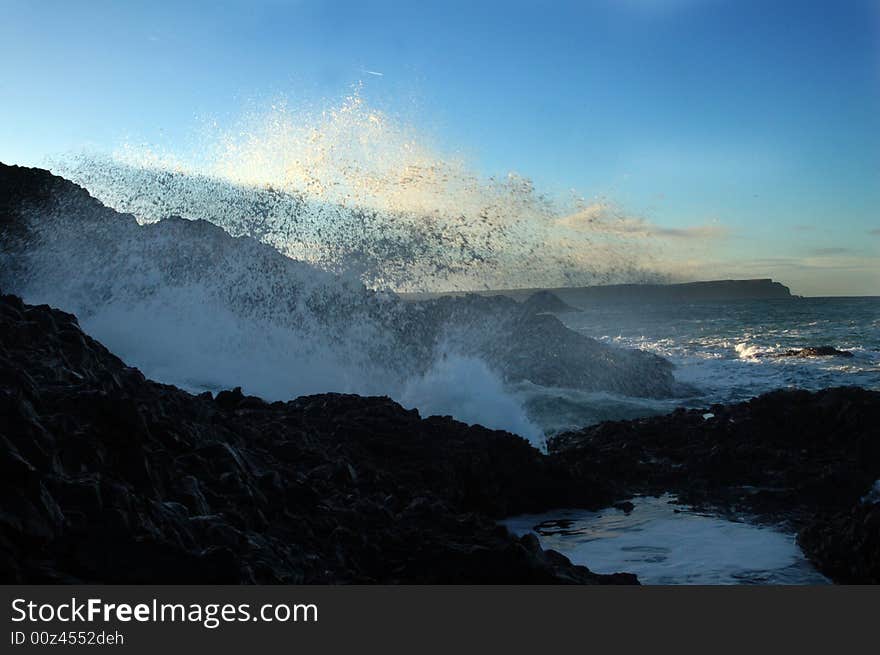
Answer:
[518,296,880,435]
[503,495,829,585]
[506,296,877,584]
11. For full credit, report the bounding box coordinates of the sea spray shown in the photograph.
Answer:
[50,89,669,293]
[7,216,546,440]
[399,352,544,445]
[1,90,691,443]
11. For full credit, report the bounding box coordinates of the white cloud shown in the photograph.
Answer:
[556,202,729,240]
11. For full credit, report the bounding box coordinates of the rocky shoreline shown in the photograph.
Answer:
[2,291,878,584]
[0,293,631,584]
[551,388,880,583]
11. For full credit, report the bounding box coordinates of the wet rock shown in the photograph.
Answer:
[798,502,880,584]
[772,346,854,358]
[550,386,880,582]
[0,293,628,584]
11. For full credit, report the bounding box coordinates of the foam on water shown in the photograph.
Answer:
[503,495,829,585]
[734,342,763,360]
[553,298,880,417]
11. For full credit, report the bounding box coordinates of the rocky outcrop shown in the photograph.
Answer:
[550,387,880,582]
[405,293,678,397]
[521,290,580,314]
[772,346,855,358]
[0,293,634,584]
[798,503,880,584]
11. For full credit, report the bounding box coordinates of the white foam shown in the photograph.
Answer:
[734,342,763,360]
[399,354,543,445]
[72,286,544,443]
[7,208,546,443]
[79,288,387,399]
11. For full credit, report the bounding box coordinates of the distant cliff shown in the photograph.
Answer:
[404,279,794,306]
[547,279,794,305]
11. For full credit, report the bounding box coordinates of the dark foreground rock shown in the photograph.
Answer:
[0,293,633,584]
[550,387,880,583]
[799,503,880,584]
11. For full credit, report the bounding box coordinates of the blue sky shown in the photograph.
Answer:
[1,0,878,294]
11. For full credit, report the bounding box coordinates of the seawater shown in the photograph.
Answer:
[503,495,829,585]
[517,296,880,435]
[505,298,878,584]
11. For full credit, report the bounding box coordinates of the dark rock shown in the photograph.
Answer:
[0,293,629,584]
[550,387,880,583]
[214,387,245,409]
[799,502,880,584]
[521,290,580,314]
[772,346,854,358]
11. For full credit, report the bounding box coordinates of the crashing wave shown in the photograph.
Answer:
[0,163,679,443]
[49,91,668,293]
